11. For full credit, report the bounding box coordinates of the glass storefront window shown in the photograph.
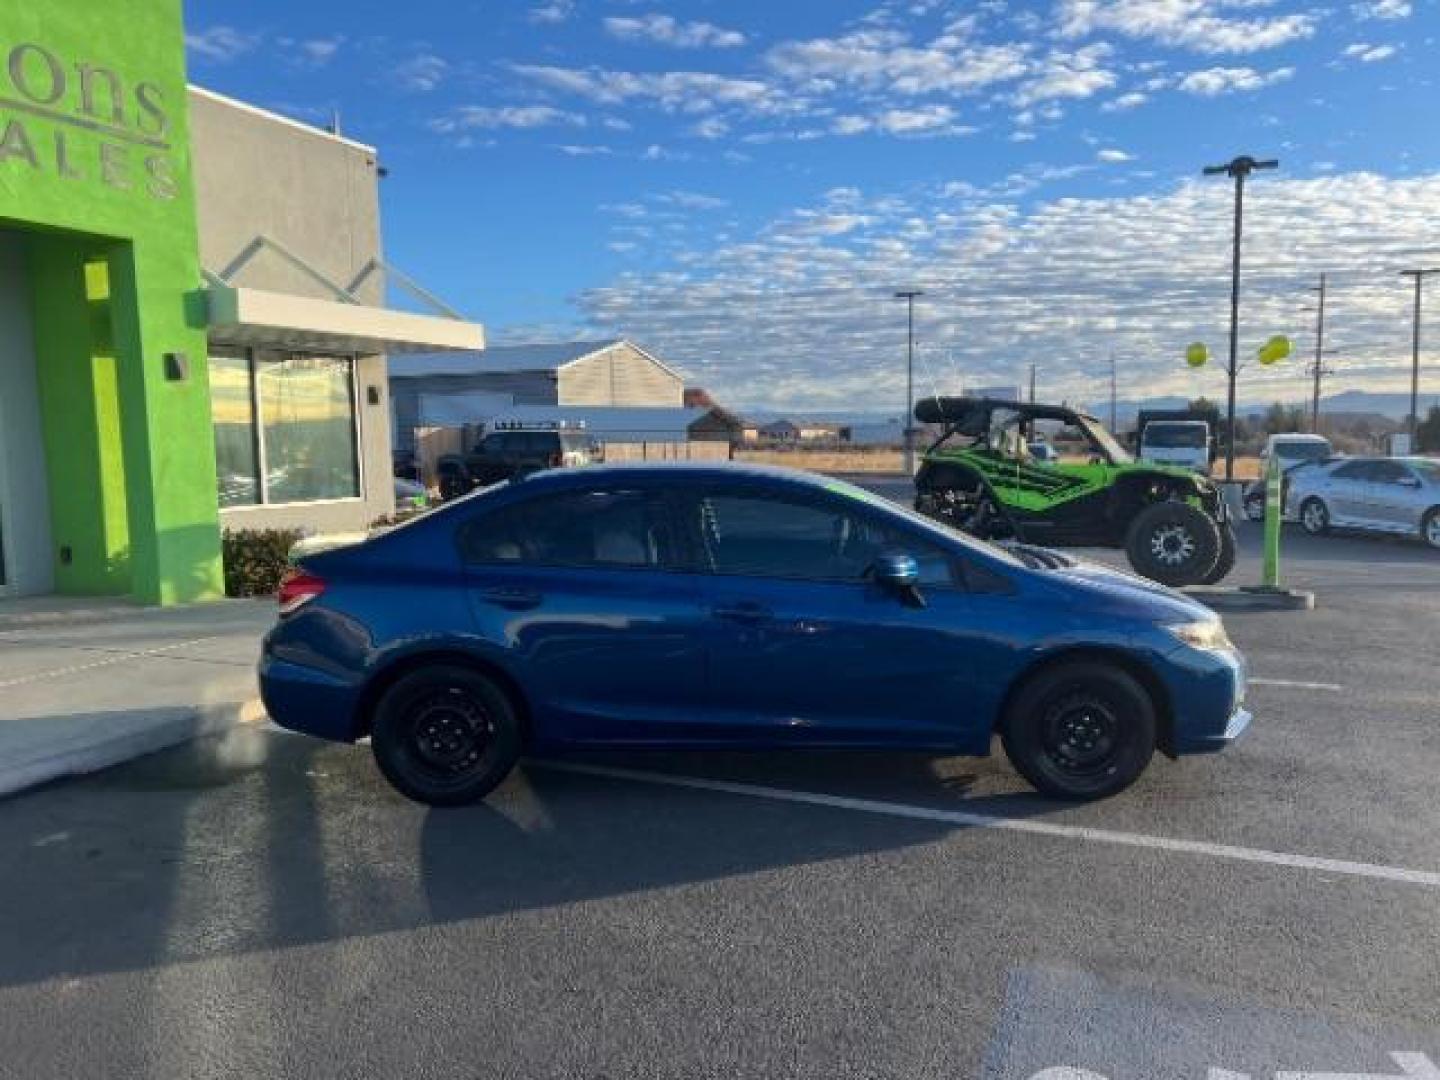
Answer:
[209,351,260,508]
[208,350,361,507]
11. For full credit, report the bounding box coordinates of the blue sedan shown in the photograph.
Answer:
[260,464,1250,805]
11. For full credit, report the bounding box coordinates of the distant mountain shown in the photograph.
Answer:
[1087,390,1438,425]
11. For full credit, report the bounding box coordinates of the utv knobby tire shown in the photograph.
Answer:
[371,665,523,807]
[1200,523,1238,585]
[1124,501,1222,587]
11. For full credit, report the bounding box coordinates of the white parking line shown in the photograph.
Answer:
[533,760,1440,890]
[1249,678,1344,692]
[0,637,221,690]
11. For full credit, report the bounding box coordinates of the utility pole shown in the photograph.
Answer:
[1203,154,1278,481]
[1029,363,1036,404]
[1108,352,1117,432]
[895,290,924,474]
[1400,268,1439,445]
[1310,273,1327,433]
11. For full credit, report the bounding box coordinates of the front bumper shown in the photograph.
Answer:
[1173,705,1252,754]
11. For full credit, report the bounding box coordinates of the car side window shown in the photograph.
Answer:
[1330,461,1373,481]
[460,489,674,569]
[1369,461,1409,484]
[695,492,960,586]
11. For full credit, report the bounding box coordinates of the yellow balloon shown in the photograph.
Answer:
[1185,342,1209,368]
[1257,334,1292,366]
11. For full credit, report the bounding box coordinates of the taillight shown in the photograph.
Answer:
[277,568,326,616]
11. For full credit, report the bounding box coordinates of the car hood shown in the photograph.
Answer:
[1029,553,1213,623]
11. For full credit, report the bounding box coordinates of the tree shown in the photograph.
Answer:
[1417,405,1440,453]
[1263,401,1305,435]
[1188,396,1216,413]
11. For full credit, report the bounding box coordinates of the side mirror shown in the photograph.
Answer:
[871,553,926,607]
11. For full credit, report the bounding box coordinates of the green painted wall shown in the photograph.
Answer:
[0,0,222,603]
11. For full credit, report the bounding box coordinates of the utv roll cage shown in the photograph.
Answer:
[916,396,1122,463]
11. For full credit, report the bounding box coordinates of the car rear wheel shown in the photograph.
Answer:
[1300,497,1330,536]
[1200,523,1238,585]
[1002,662,1157,800]
[1123,501,1222,586]
[371,665,523,807]
[1422,509,1440,550]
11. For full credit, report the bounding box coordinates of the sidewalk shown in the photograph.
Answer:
[0,596,272,798]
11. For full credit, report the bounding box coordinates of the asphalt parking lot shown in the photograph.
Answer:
[1,493,1437,1079]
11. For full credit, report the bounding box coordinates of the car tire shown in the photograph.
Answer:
[1001,662,1157,800]
[1422,508,1440,551]
[1201,523,1238,585]
[1123,501,1222,587]
[1299,497,1330,537]
[370,665,523,807]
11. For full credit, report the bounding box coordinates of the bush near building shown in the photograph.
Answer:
[222,528,305,598]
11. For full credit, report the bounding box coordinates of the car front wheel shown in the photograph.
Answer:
[1422,508,1440,550]
[371,665,523,806]
[1300,497,1330,536]
[1002,662,1157,800]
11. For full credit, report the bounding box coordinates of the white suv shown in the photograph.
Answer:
[1242,434,1335,521]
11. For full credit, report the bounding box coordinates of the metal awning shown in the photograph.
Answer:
[207,284,485,355]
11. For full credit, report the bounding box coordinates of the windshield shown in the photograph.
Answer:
[1076,415,1133,464]
[821,476,1024,567]
[1275,440,1332,462]
[1409,460,1440,484]
[1144,423,1208,449]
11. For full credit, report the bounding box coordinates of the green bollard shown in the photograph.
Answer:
[1262,453,1282,588]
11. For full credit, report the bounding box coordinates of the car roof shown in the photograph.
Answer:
[511,461,845,492]
[1269,434,1329,443]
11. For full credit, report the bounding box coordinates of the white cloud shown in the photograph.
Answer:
[604,14,746,49]
[298,37,343,66]
[1353,0,1412,18]
[554,144,614,156]
[1177,65,1295,95]
[573,173,1440,410]
[658,190,729,210]
[529,1,574,25]
[1057,0,1317,54]
[185,26,262,63]
[689,116,731,140]
[876,104,961,135]
[1014,45,1116,106]
[1102,91,1149,111]
[1097,148,1134,162]
[1343,42,1399,61]
[395,54,449,93]
[765,28,1030,96]
[512,64,781,115]
[429,105,586,133]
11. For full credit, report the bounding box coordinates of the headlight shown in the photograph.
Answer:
[1166,619,1234,651]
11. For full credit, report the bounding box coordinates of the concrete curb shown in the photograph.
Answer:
[0,698,266,800]
[1182,585,1317,612]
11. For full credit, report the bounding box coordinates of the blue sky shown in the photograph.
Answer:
[182,0,1439,411]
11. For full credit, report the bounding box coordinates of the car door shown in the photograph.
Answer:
[459,486,709,743]
[1321,460,1375,525]
[1364,461,1423,530]
[677,484,1007,748]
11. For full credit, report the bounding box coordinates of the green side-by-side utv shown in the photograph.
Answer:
[912,397,1236,587]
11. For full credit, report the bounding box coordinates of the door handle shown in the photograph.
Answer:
[481,587,542,610]
[712,602,772,624]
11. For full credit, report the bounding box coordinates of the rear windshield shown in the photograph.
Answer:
[1144,423,1208,448]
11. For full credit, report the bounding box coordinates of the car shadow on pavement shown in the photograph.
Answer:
[0,725,1060,990]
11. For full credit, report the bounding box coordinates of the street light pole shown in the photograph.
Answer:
[1400,268,1439,446]
[1311,273,1327,433]
[1203,154,1278,481]
[895,289,924,474]
[1108,352,1117,432]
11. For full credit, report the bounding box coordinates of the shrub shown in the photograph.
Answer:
[222,528,305,598]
